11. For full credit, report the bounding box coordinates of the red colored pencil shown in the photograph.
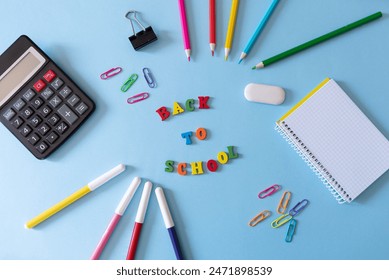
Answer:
[209,0,216,56]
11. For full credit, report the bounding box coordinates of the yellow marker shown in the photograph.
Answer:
[25,164,126,229]
[224,0,239,60]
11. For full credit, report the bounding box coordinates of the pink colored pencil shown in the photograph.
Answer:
[178,0,191,61]
[90,177,141,260]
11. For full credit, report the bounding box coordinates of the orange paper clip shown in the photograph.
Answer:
[248,210,271,227]
[277,191,291,214]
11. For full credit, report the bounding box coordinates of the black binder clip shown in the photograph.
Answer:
[125,10,158,51]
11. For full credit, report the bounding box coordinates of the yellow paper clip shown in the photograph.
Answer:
[271,213,292,228]
[248,210,271,227]
[277,191,291,214]
[121,74,138,92]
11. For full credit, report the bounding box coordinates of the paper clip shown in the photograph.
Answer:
[258,184,281,199]
[125,10,158,51]
[271,213,292,228]
[121,74,138,92]
[142,67,156,88]
[100,67,122,80]
[277,191,292,214]
[248,210,271,227]
[127,92,149,104]
[289,199,309,217]
[285,219,297,243]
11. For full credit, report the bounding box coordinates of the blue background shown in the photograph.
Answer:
[0,0,388,260]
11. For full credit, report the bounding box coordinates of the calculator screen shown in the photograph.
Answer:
[0,47,45,107]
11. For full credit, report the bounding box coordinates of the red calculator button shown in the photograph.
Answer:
[33,79,46,92]
[43,70,56,83]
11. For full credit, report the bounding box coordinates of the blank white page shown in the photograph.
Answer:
[283,79,389,201]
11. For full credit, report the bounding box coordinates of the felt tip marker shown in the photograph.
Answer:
[126,181,152,260]
[155,187,184,260]
[90,176,141,260]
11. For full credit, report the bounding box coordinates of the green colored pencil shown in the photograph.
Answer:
[252,11,382,69]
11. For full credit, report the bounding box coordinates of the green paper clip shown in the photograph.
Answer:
[121,74,138,92]
[271,213,292,228]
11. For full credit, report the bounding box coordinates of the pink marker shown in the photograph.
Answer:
[178,0,191,61]
[90,176,141,260]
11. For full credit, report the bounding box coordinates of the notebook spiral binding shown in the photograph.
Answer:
[275,121,348,204]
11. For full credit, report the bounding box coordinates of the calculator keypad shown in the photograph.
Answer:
[0,65,94,159]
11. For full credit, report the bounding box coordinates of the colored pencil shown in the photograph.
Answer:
[238,0,280,64]
[209,0,216,56]
[25,164,126,229]
[90,176,141,260]
[155,187,184,260]
[126,181,152,260]
[178,0,191,61]
[252,11,382,69]
[224,0,239,60]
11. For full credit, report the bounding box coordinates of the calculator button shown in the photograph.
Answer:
[21,107,34,119]
[41,88,54,100]
[20,124,32,137]
[3,108,16,120]
[51,77,63,90]
[75,102,88,115]
[67,94,80,107]
[49,96,62,108]
[48,114,60,126]
[23,89,36,101]
[30,115,42,127]
[40,106,52,117]
[28,133,40,145]
[36,142,49,154]
[13,99,26,111]
[58,104,78,125]
[32,97,44,109]
[46,131,59,144]
[55,122,68,134]
[43,70,56,83]
[33,79,46,92]
[12,117,24,128]
[38,123,50,136]
[59,86,72,99]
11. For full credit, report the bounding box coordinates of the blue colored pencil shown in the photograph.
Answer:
[238,0,280,64]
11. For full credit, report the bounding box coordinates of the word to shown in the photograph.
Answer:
[181,128,207,145]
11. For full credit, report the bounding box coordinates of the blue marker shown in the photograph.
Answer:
[155,187,184,260]
[238,0,280,64]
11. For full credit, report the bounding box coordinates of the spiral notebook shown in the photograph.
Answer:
[276,78,389,203]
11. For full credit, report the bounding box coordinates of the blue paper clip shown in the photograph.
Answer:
[121,74,138,92]
[127,92,149,104]
[285,219,297,242]
[289,199,309,216]
[271,213,292,228]
[143,67,156,88]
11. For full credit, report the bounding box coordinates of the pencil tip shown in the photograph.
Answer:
[211,51,214,56]
[238,59,242,64]
[251,66,256,70]
[224,56,228,61]
[188,56,191,62]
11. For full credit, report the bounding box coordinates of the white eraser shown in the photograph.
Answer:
[244,83,285,105]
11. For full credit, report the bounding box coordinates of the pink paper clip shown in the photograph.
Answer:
[100,67,122,80]
[127,92,149,104]
[258,184,281,199]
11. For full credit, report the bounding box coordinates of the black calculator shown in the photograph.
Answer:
[0,35,95,159]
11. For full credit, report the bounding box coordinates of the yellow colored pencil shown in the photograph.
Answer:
[25,164,126,229]
[224,0,239,60]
